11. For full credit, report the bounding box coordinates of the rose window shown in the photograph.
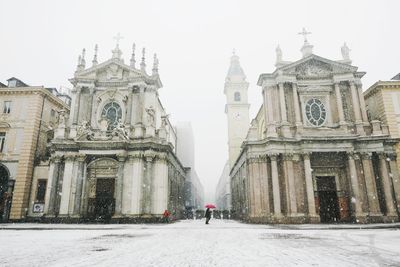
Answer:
[305,98,326,126]
[101,102,122,129]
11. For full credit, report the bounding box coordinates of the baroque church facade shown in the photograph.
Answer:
[230,34,400,224]
[37,42,187,222]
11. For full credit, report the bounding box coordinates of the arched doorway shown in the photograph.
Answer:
[0,165,11,222]
[86,158,118,221]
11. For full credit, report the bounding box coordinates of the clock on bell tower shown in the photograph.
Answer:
[224,50,250,167]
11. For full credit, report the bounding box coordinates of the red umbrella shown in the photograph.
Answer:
[205,204,216,209]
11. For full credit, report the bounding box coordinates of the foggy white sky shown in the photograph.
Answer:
[1,0,399,202]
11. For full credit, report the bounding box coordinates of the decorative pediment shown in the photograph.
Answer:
[278,55,357,79]
[295,59,332,78]
[74,59,143,82]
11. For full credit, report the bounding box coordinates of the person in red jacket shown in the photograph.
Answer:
[163,210,170,223]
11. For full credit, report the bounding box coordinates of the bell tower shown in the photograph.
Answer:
[224,51,250,167]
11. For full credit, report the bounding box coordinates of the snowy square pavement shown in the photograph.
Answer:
[1,219,400,267]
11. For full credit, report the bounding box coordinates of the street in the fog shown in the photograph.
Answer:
[1,220,400,267]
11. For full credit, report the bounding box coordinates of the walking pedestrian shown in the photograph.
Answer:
[205,208,212,224]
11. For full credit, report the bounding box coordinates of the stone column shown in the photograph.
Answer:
[292,83,302,131]
[355,81,369,123]
[378,153,397,217]
[303,153,317,217]
[361,153,382,216]
[115,154,126,216]
[73,155,85,215]
[347,152,363,217]
[283,154,297,214]
[265,86,277,137]
[334,82,346,128]
[269,154,281,216]
[388,153,400,213]
[350,82,365,135]
[44,156,61,215]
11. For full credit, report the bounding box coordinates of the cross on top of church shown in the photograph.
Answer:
[113,33,124,46]
[298,27,311,43]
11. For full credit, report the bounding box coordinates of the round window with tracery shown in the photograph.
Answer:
[305,98,326,126]
[101,102,122,129]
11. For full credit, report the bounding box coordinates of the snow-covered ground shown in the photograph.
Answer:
[1,219,400,267]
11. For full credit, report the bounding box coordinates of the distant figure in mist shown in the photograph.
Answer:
[205,208,212,224]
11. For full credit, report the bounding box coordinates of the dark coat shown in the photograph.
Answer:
[205,208,212,219]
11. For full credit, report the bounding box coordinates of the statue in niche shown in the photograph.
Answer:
[145,106,156,127]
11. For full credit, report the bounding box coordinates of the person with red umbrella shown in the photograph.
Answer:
[204,204,216,224]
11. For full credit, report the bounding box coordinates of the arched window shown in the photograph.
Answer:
[101,102,122,129]
[234,92,241,102]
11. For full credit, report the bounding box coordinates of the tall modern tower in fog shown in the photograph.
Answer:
[224,51,250,167]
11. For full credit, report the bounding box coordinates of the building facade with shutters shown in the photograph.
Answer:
[0,78,70,221]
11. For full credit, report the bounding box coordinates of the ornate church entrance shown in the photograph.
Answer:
[316,176,340,223]
[94,178,115,220]
[86,158,117,221]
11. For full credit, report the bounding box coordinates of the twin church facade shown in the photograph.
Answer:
[225,37,400,223]
[2,33,399,224]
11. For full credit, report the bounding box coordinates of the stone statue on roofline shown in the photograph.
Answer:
[341,42,351,61]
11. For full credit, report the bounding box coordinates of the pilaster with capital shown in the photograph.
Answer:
[269,154,281,216]
[59,154,77,215]
[126,86,134,126]
[141,150,155,214]
[259,155,270,215]
[387,153,400,213]
[283,154,297,214]
[73,154,86,215]
[355,81,369,123]
[334,82,346,128]
[378,153,397,217]
[44,156,62,215]
[347,152,363,216]
[349,82,365,135]
[72,86,82,125]
[89,87,97,128]
[360,153,381,215]
[278,83,291,137]
[303,153,317,217]
[291,83,303,131]
[265,86,278,137]
[114,154,126,215]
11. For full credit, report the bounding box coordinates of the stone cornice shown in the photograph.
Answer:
[0,87,70,110]
[364,80,400,98]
